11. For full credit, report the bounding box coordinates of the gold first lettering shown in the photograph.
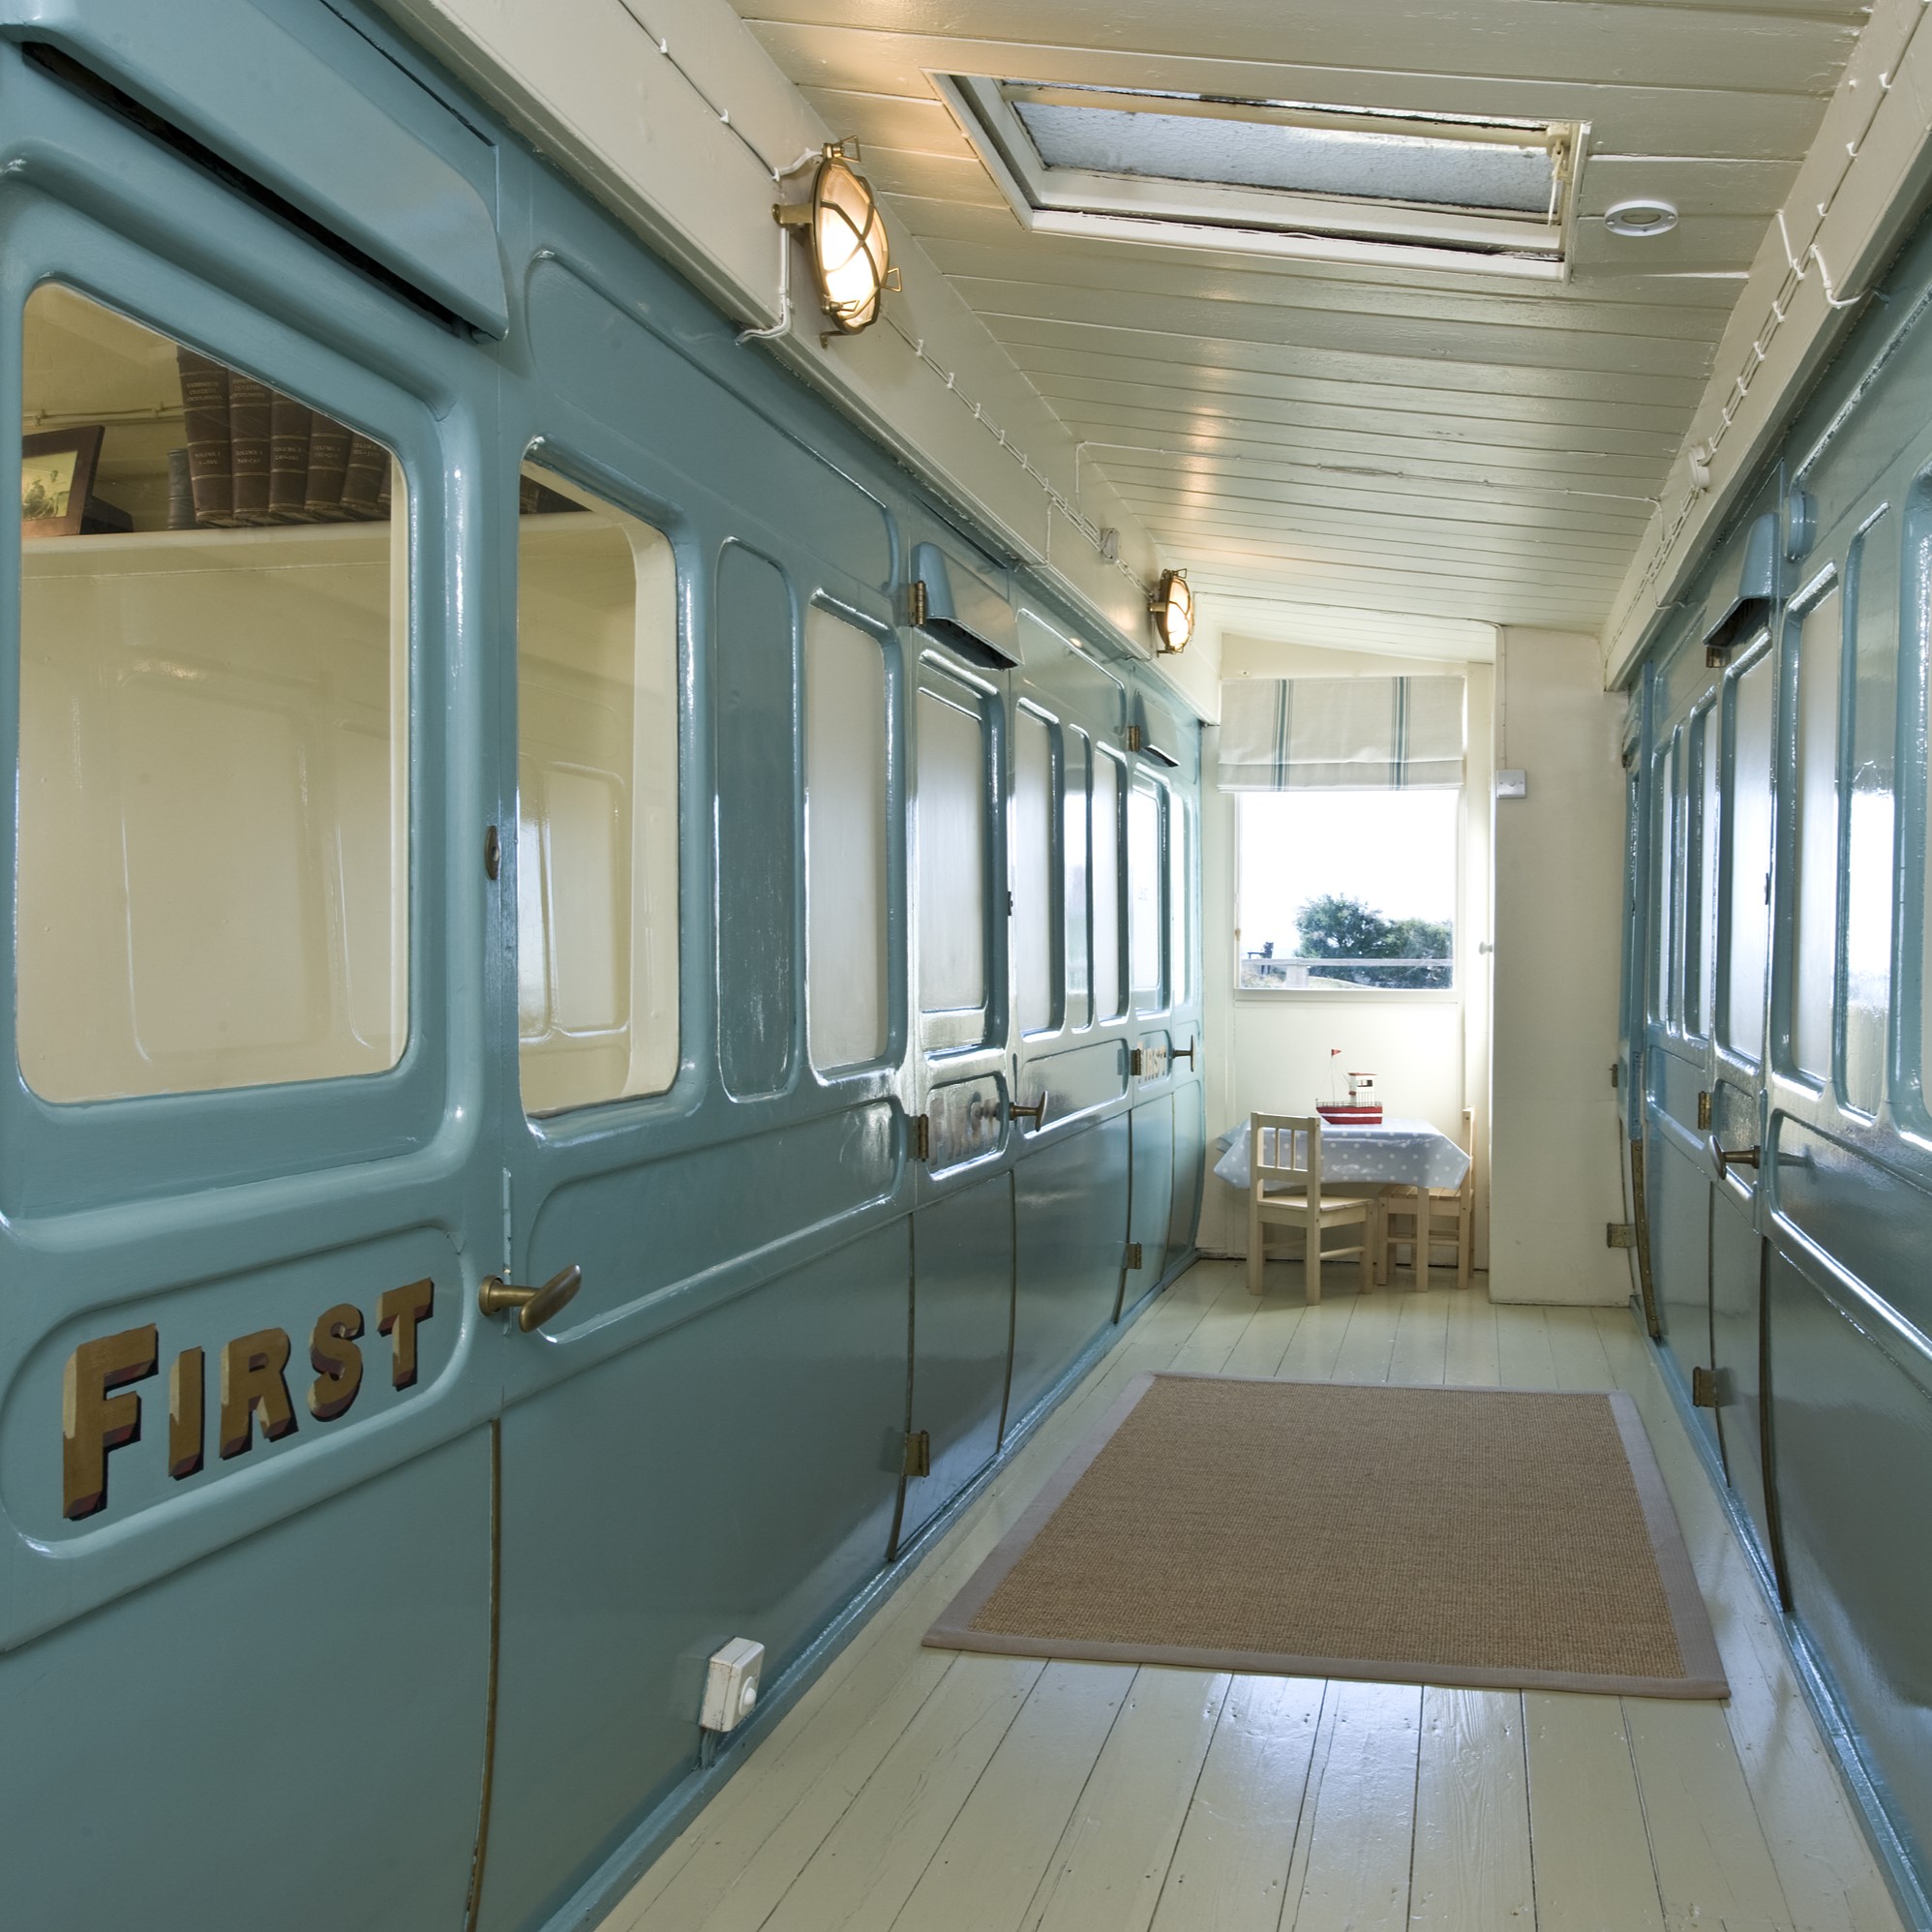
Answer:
[219,1329,298,1460]
[377,1280,435,1389]
[63,1325,160,1521]
[57,1279,437,1520]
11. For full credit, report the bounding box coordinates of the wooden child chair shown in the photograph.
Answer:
[1382,1106,1475,1289]
[1247,1112,1374,1303]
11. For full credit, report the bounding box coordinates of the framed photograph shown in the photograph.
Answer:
[21,425,104,539]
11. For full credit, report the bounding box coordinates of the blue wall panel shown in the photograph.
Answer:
[0,1431,492,1932]
[900,1171,1014,1548]
[1011,1115,1130,1430]
[1769,1248,1932,1884]
[480,1222,910,1932]
[0,13,1207,1932]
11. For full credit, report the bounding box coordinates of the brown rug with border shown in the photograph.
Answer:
[925,1373,1727,1699]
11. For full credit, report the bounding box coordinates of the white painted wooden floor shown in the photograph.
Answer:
[602,1261,1907,1932]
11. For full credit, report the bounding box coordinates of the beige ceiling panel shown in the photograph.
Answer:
[1579,155,1796,216]
[893,197,1748,312]
[797,85,979,158]
[1033,375,1684,459]
[731,0,1868,645]
[1055,410,1671,490]
[1141,523,1630,589]
[1212,603,1496,660]
[1138,509,1640,575]
[960,281,1718,380]
[1182,557,1602,626]
[917,237,1733,344]
[1128,502,1643,570]
[740,1,1852,92]
[861,148,1007,206]
[985,315,1710,407]
[1101,464,1654,539]
[1011,346,1696,434]
[1127,478,1643,543]
[748,22,1831,159]
[1570,215,1768,273]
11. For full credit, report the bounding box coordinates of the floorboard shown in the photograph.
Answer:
[604,1273,1908,1932]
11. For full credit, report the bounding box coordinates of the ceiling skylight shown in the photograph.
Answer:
[936,77,1583,278]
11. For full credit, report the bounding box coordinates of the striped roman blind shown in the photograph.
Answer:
[1217,676,1464,790]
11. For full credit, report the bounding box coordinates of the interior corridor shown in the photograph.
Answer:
[600,1264,1900,1932]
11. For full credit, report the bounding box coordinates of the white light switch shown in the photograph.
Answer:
[700,1638,765,1733]
[1495,770,1527,800]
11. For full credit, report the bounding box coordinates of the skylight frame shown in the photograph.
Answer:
[934,75,1586,281]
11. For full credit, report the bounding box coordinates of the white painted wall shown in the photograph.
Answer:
[1489,628,1630,1305]
[1199,635,1494,1265]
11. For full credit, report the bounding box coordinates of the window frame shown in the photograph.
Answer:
[511,451,684,1121]
[3,250,453,1215]
[1231,786,1464,1001]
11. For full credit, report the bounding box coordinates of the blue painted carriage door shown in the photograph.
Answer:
[1709,637,1780,1551]
[1009,709,1134,1433]
[1649,717,1718,1434]
[481,446,915,1932]
[0,285,492,1932]
[901,650,1013,1549]
[1122,771,1175,1313]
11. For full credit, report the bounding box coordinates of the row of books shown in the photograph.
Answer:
[174,348,391,528]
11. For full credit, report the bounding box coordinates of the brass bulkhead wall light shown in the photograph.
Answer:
[1150,568,1193,653]
[774,143,901,336]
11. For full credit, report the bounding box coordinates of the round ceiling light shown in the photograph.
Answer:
[1150,569,1193,653]
[775,143,898,334]
[1603,198,1679,238]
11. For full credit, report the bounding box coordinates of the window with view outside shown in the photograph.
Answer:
[1236,790,1457,989]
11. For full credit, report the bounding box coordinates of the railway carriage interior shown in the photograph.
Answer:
[6,1,1932,1928]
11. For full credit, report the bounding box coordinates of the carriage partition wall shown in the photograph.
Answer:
[1632,206,1932,1922]
[0,12,1205,1932]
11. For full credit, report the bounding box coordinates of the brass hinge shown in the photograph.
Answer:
[1691,1366,1724,1408]
[902,1429,931,1478]
[914,1113,930,1162]
[1696,1090,1712,1131]
[1610,1062,1620,1089]
[1606,1223,1638,1249]
[1130,1047,1145,1076]
[1125,725,1143,752]
[908,579,928,627]
[1125,1241,1143,1270]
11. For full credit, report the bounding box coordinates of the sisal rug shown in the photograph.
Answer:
[925,1373,1727,1699]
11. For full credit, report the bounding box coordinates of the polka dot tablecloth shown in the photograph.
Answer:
[1212,1117,1471,1192]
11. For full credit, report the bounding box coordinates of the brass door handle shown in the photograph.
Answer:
[1008,1093,1049,1127]
[1706,1136,1761,1178]
[479,1264,583,1333]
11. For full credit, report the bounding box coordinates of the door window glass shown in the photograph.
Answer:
[17,286,408,1102]
[1171,795,1192,1010]
[1792,586,1842,1079]
[1667,727,1688,1027]
[1093,750,1125,1019]
[1650,742,1673,1022]
[1844,519,1895,1114]
[1721,650,1775,1063]
[917,683,989,1014]
[1693,708,1720,1038]
[1129,776,1164,1001]
[516,461,679,1115]
[805,606,890,1072]
[1013,706,1057,1034]
[1064,728,1091,1028]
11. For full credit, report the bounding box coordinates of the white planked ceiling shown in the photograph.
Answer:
[730,0,1871,648]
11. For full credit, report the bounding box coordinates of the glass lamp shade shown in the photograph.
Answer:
[1151,569,1193,652]
[812,153,891,333]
